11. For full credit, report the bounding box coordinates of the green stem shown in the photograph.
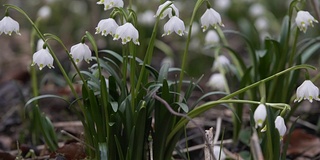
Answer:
[178,0,205,94]
[167,64,315,142]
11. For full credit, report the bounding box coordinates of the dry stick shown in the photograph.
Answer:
[152,93,215,158]
[250,129,264,160]
[60,130,95,151]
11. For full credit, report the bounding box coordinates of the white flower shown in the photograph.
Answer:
[155,1,179,19]
[138,10,156,26]
[36,39,45,51]
[0,16,21,36]
[162,16,185,36]
[215,0,231,11]
[95,18,119,37]
[97,0,124,10]
[161,56,174,67]
[37,5,52,19]
[213,146,227,160]
[249,3,265,17]
[275,116,287,139]
[254,17,269,31]
[212,55,230,71]
[253,104,267,128]
[205,30,220,44]
[294,80,320,103]
[200,8,224,32]
[31,49,54,70]
[70,43,92,64]
[113,23,140,45]
[295,11,318,33]
[206,73,226,91]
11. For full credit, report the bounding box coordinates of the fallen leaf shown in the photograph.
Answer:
[285,129,320,158]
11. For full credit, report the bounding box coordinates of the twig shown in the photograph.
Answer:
[60,130,95,151]
[250,129,264,160]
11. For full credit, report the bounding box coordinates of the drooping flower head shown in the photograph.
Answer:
[200,8,224,32]
[295,11,318,33]
[97,0,124,10]
[275,116,287,140]
[213,146,227,160]
[95,18,119,37]
[113,23,140,45]
[162,16,185,36]
[206,73,226,91]
[32,48,54,70]
[253,104,267,128]
[205,30,220,44]
[70,43,92,64]
[0,16,21,36]
[155,1,179,19]
[211,55,230,71]
[294,80,320,103]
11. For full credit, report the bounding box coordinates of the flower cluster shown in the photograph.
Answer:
[253,104,287,138]
[155,1,186,37]
[95,0,140,45]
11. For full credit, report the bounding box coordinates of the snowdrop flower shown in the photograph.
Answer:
[275,116,287,139]
[155,1,179,19]
[295,11,318,33]
[162,16,185,36]
[215,0,231,11]
[212,55,230,71]
[161,56,174,67]
[253,104,267,128]
[213,146,227,160]
[200,8,224,32]
[97,0,124,10]
[294,80,320,103]
[36,39,45,51]
[205,30,220,44]
[95,18,119,37]
[37,5,52,19]
[206,73,226,91]
[70,43,92,64]
[249,3,265,17]
[31,48,54,70]
[113,23,140,45]
[254,17,269,31]
[138,10,155,26]
[0,16,21,36]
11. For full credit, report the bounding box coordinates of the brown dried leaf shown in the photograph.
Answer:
[50,142,86,160]
[285,129,320,157]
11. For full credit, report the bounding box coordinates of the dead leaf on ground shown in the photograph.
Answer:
[285,129,320,158]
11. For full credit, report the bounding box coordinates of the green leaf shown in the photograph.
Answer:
[174,102,189,113]
[25,95,70,109]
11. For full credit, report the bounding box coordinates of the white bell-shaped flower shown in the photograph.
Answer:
[295,11,318,33]
[213,146,227,160]
[0,16,21,36]
[162,16,185,36]
[212,55,230,71]
[70,43,92,64]
[275,116,287,139]
[113,23,140,45]
[206,73,226,91]
[200,8,224,32]
[253,104,267,128]
[32,48,54,70]
[205,30,220,44]
[95,18,119,37]
[294,80,320,103]
[97,0,124,10]
[155,1,179,19]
